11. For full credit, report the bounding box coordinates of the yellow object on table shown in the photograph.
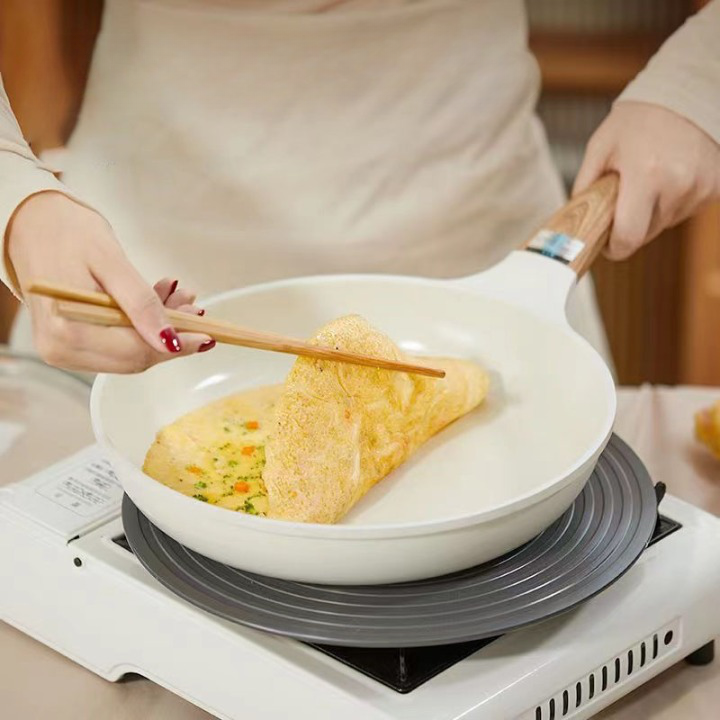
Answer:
[695,400,720,459]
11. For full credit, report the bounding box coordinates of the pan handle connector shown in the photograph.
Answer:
[523,173,620,279]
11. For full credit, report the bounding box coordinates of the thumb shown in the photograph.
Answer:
[92,250,182,354]
[573,136,610,197]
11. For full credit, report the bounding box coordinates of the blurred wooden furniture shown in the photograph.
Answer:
[530,33,664,94]
[681,202,720,383]
[0,0,718,386]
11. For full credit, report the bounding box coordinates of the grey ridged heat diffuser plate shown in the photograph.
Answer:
[122,434,657,648]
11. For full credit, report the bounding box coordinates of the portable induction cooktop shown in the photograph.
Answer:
[2,435,720,720]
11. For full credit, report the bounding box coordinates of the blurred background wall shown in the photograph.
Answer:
[0,0,718,385]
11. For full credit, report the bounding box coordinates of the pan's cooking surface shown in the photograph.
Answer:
[99,276,614,527]
[122,434,656,647]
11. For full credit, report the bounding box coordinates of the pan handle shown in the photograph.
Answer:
[523,173,619,278]
[452,173,620,325]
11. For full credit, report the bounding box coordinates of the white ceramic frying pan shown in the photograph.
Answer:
[92,174,620,585]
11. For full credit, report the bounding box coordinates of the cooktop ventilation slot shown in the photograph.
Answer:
[523,619,680,719]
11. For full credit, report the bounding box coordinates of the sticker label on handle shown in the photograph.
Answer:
[526,230,585,265]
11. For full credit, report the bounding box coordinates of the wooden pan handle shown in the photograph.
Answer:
[523,173,620,278]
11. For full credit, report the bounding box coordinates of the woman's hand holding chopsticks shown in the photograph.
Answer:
[7,191,215,372]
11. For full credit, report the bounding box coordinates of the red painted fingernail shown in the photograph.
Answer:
[169,279,178,294]
[197,308,205,316]
[159,327,182,353]
[198,339,216,353]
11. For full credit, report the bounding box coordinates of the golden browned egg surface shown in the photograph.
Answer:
[144,315,490,523]
[143,385,282,516]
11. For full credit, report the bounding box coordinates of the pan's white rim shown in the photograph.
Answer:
[91,272,617,540]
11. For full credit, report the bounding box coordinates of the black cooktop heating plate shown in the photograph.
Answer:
[122,434,659,648]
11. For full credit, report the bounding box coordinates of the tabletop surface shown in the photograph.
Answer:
[1,384,719,719]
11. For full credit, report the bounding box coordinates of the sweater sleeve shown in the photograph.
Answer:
[0,73,81,296]
[616,0,720,145]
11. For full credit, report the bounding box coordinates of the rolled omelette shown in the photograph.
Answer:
[144,314,489,524]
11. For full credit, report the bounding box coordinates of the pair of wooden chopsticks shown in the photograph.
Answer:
[27,281,446,379]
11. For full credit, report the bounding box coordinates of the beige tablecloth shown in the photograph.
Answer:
[1,385,719,719]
